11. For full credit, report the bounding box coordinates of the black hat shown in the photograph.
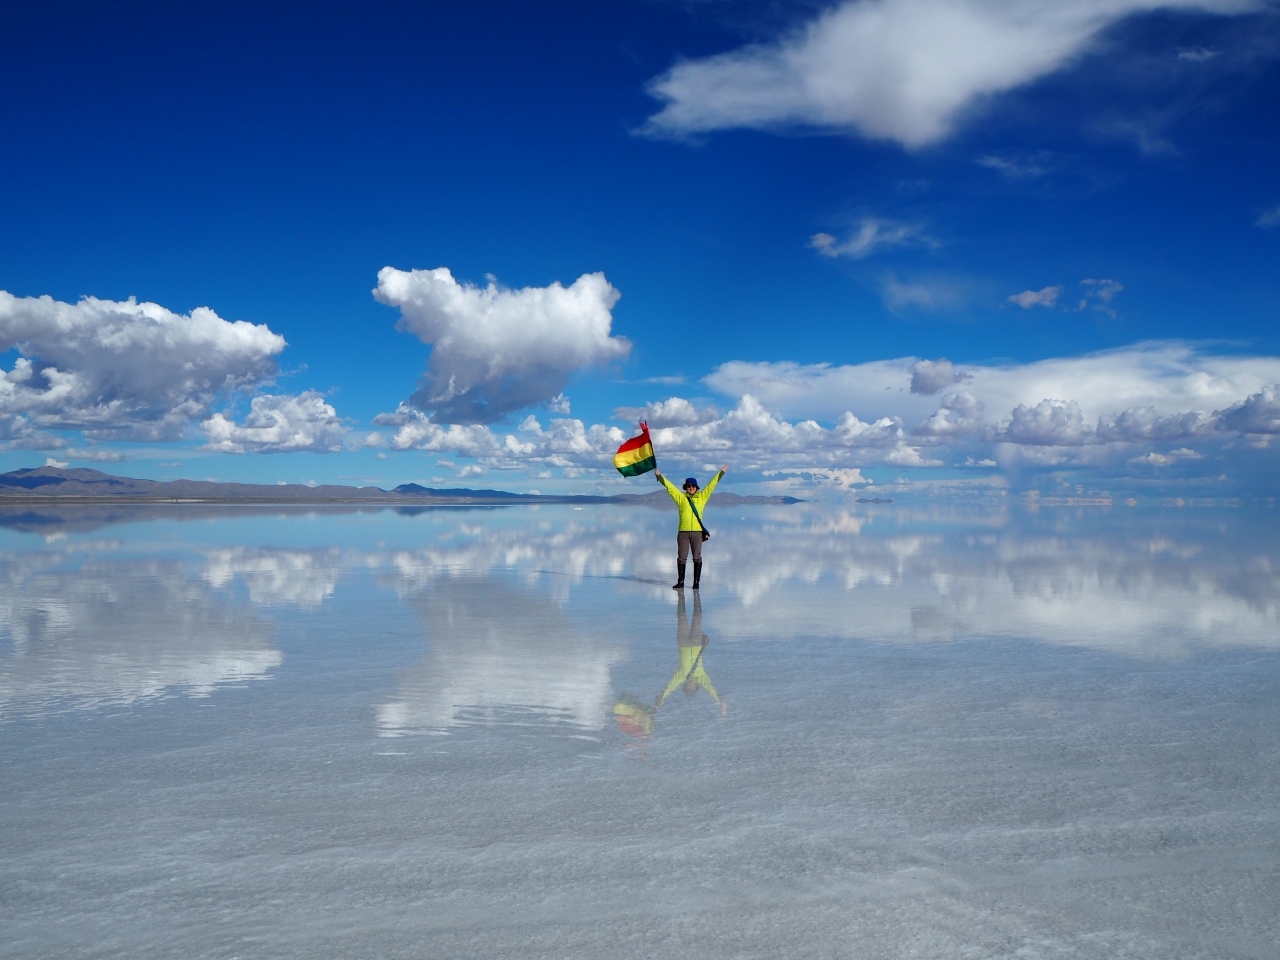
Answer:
[684,477,699,489]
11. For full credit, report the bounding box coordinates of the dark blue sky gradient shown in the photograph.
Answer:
[1,1,1278,482]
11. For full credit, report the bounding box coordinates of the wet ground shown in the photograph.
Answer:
[1,502,1277,958]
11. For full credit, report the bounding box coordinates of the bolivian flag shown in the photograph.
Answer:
[613,422,656,477]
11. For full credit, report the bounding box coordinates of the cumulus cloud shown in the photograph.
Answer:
[1217,385,1280,434]
[809,218,934,259]
[643,0,1260,147]
[200,391,349,454]
[910,358,971,395]
[374,267,630,424]
[613,397,718,428]
[366,343,1280,487]
[1000,399,1093,445]
[1009,285,1063,308]
[697,342,1280,483]
[707,342,1280,429]
[913,390,985,437]
[383,394,920,474]
[0,291,285,441]
[1095,406,1216,441]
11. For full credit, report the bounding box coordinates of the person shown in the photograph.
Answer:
[654,464,727,590]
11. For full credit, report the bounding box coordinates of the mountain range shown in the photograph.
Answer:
[0,467,802,505]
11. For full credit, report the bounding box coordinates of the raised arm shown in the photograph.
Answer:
[657,471,682,502]
[698,467,727,501]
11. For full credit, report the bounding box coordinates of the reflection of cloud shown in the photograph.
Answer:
[375,578,625,737]
[0,554,279,716]
[202,547,343,607]
[696,512,1280,659]
[357,505,1280,661]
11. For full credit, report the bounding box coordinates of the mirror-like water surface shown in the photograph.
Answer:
[1,503,1277,958]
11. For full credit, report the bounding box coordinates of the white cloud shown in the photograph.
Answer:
[367,345,1280,487]
[643,0,1260,147]
[1217,385,1280,434]
[65,448,127,462]
[1081,277,1124,303]
[706,343,1280,430]
[1176,45,1220,60]
[0,291,285,442]
[910,358,971,395]
[913,390,985,437]
[613,397,718,428]
[771,467,872,489]
[382,393,921,475]
[977,153,1053,178]
[374,266,630,424]
[1009,285,1063,308]
[200,391,349,454]
[44,457,68,469]
[809,218,933,259]
[700,343,1280,482]
[1095,406,1216,441]
[1001,398,1093,445]
[881,276,965,311]
[1257,203,1280,228]
[1129,446,1204,466]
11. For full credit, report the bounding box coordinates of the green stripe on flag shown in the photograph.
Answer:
[616,455,656,477]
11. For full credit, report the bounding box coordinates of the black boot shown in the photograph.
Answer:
[673,561,686,589]
[692,561,703,590]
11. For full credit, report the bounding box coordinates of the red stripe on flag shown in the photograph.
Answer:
[615,422,651,455]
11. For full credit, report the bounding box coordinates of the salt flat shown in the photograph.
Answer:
[1,502,1277,959]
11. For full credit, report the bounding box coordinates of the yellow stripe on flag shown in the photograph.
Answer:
[613,443,654,469]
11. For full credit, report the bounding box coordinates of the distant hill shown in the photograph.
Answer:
[0,466,802,506]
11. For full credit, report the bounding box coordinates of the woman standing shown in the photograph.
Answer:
[653,465,727,590]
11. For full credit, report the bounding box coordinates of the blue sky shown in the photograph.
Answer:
[1,0,1278,496]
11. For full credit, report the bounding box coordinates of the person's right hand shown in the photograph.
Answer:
[654,468,663,479]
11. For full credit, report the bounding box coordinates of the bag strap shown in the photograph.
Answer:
[686,494,708,533]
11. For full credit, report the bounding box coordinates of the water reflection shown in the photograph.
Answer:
[614,592,726,752]
[337,504,1280,658]
[0,551,279,717]
[203,547,342,608]
[1,502,1276,725]
[375,577,626,737]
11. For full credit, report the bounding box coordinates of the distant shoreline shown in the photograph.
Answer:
[0,466,804,507]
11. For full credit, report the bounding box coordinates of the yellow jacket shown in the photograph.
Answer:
[658,471,723,532]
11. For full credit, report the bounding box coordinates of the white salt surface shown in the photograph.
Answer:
[1,503,1278,958]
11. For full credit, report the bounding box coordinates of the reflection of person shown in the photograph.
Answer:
[657,591,726,716]
[613,592,726,745]
[654,465,727,590]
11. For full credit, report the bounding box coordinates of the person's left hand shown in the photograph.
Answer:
[720,464,728,474]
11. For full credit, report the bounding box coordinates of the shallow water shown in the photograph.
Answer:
[1,502,1277,959]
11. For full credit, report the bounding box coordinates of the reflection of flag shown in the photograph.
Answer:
[613,422,656,477]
